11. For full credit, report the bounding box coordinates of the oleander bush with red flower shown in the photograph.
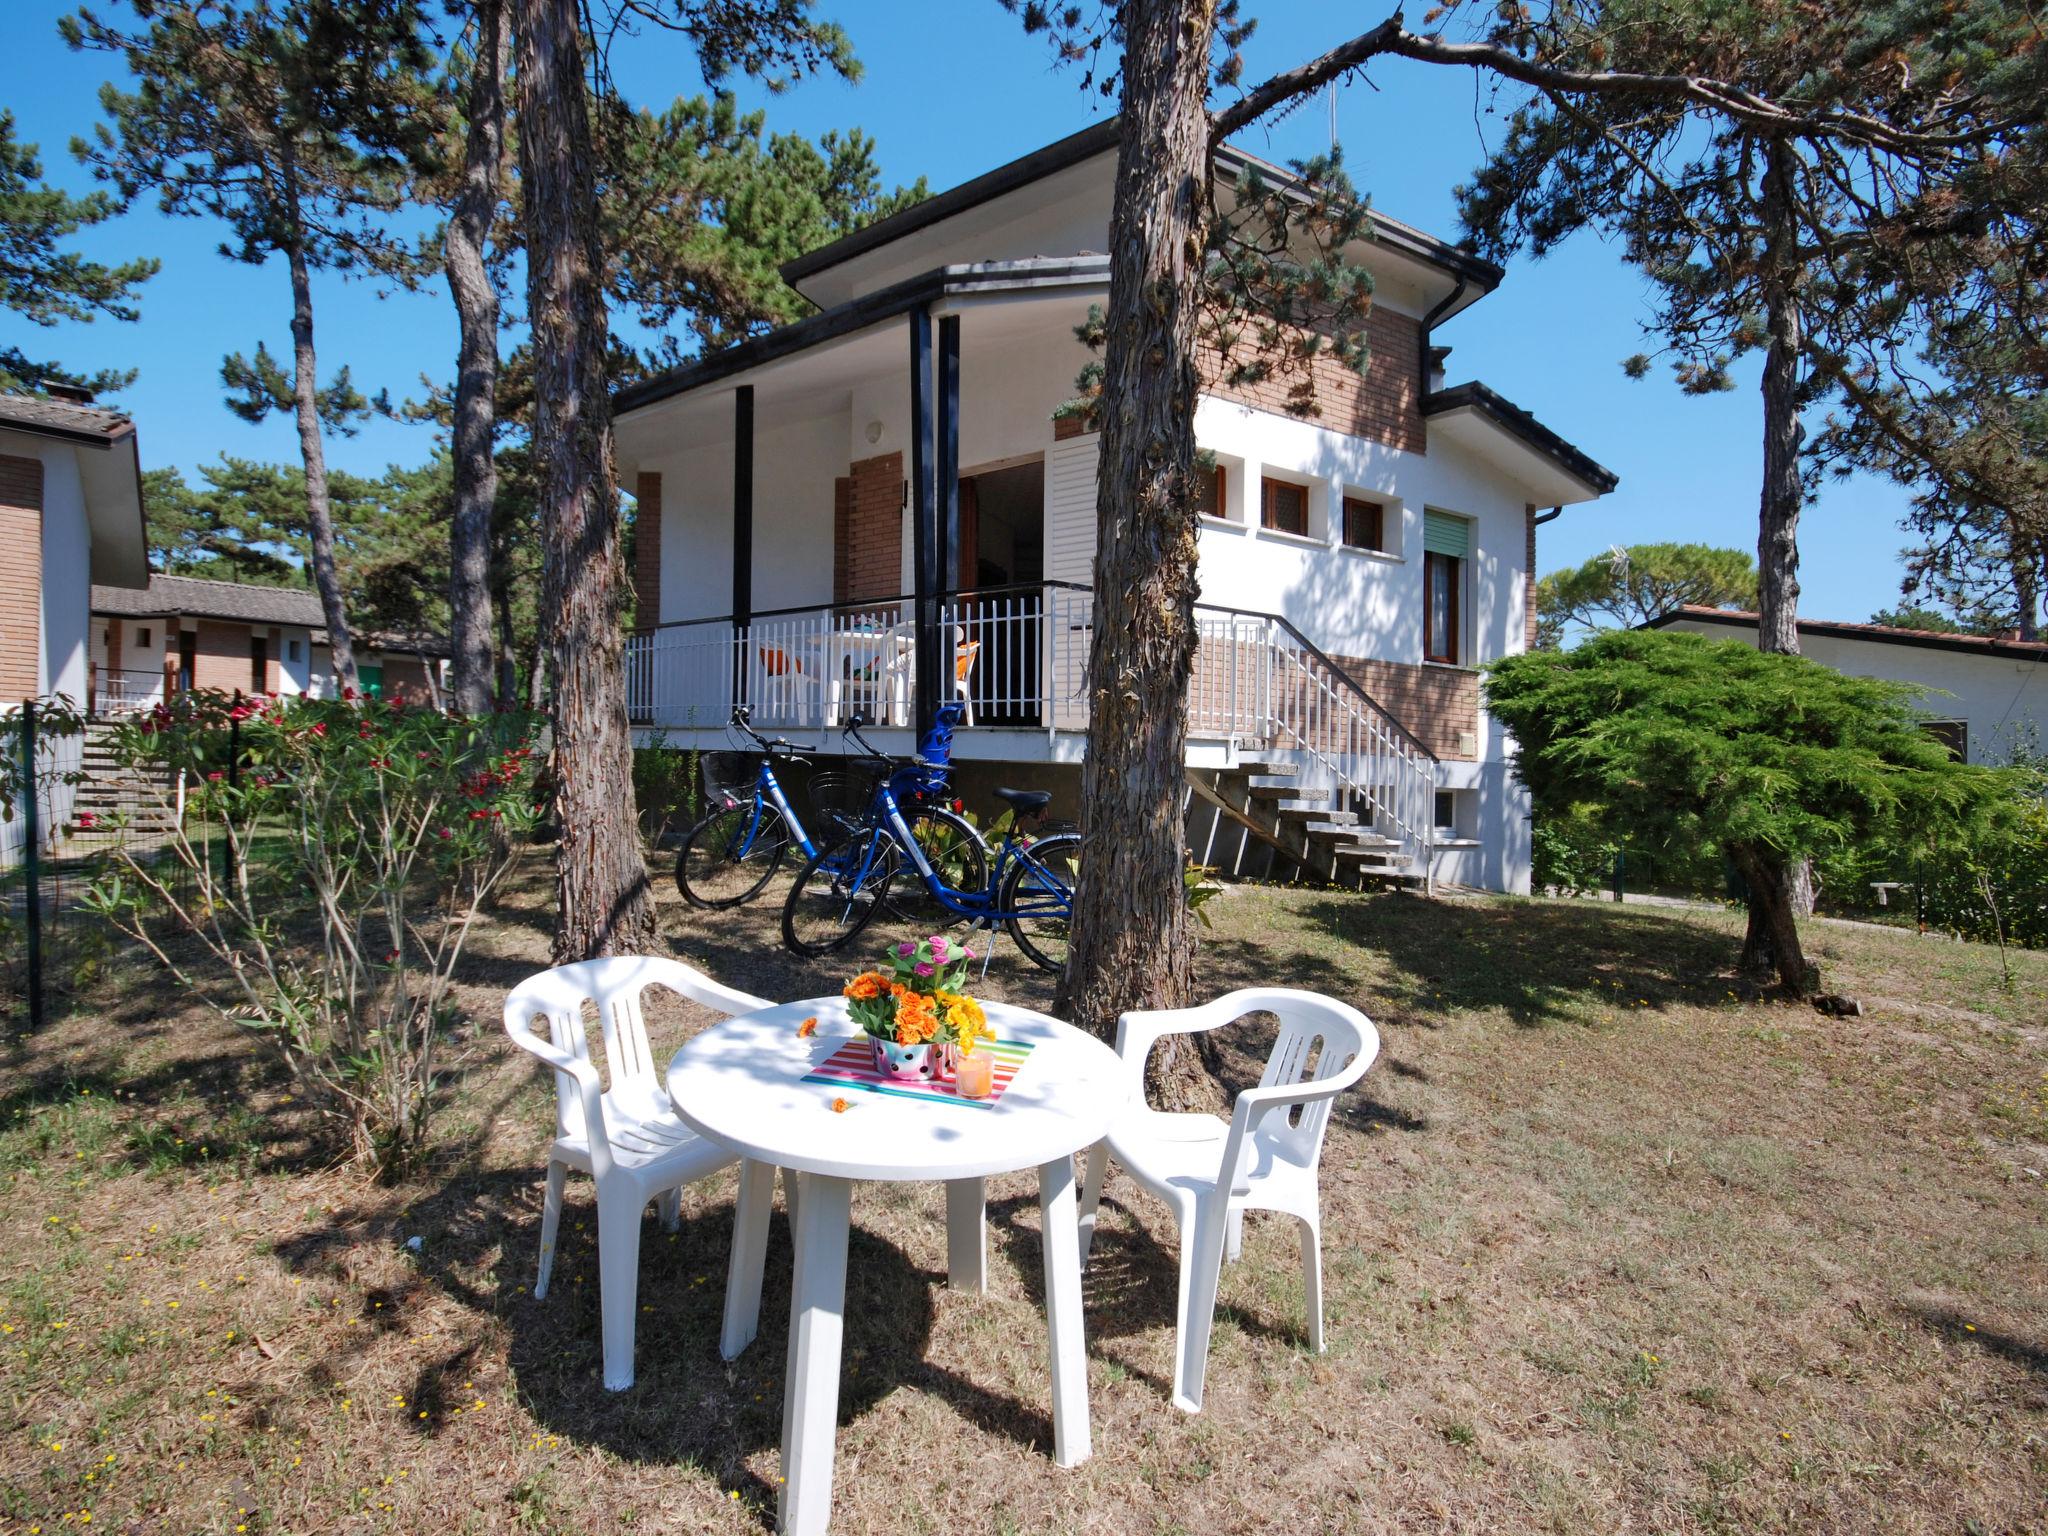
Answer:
[81,690,544,1177]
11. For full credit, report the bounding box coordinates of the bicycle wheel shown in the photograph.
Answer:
[1000,831,1083,973]
[882,805,989,932]
[675,800,789,908]
[783,825,898,957]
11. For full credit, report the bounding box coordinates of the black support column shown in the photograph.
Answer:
[909,308,939,739]
[936,314,961,604]
[731,383,754,709]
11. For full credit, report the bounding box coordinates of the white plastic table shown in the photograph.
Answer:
[666,997,1126,1536]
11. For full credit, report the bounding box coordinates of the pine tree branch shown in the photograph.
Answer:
[1211,16,2020,156]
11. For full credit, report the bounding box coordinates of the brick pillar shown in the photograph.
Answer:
[1524,505,1540,652]
[633,471,662,626]
[0,455,44,702]
[832,476,854,603]
[844,452,904,605]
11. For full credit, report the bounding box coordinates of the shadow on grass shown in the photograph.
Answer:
[1299,893,1748,1026]
[271,1166,1060,1525]
[1905,1303,2048,1381]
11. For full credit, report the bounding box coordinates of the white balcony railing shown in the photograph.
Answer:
[626,581,1442,871]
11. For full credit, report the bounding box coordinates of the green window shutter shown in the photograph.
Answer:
[1423,511,1471,559]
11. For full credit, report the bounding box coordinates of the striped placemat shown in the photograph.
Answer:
[802,1036,1034,1109]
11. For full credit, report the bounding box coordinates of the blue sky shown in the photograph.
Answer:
[3,0,1921,622]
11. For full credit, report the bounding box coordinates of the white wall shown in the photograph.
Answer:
[26,441,93,706]
[1663,619,2045,766]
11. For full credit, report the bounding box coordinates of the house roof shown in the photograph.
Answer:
[780,119,1502,303]
[0,392,135,448]
[1644,604,2048,661]
[1423,380,1619,497]
[93,574,328,626]
[91,574,450,656]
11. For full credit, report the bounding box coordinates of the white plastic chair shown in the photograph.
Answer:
[1077,987,1380,1413]
[503,956,772,1391]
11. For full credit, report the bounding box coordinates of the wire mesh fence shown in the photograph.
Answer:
[1,698,232,1031]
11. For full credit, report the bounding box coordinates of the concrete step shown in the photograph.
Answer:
[1225,759,1298,778]
[1245,779,1324,801]
[1279,806,1356,825]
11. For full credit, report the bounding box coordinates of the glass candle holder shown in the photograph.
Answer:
[955,1047,995,1099]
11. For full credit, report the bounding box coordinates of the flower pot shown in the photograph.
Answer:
[926,1041,959,1083]
[868,1036,928,1080]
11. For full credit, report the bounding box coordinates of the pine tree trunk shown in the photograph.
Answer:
[513,0,657,960]
[495,579,520,706]
[1050,0,1214,1110]
[445,0,508,716]
[284,231,357,696]
[1730,843,1811,994]
[1756,138,1814,918]
[2010,518,2040,642]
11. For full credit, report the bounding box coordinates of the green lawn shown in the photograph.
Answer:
[2,872,2044,1533]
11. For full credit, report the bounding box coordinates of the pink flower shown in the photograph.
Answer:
[206,771,223,782]
[929,937,949,960]
[436,827,453,840]
[75,812,97,830]
[309,721,327,738]
[228,702,253,722]
[913,962,934,978]
[897,941,916,957]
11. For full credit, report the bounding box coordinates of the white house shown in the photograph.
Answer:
[89,574,451,713]
[0,390,150,709]
[612,122,1618,892]
[0,388,150,865]
[1647,605,2046,765]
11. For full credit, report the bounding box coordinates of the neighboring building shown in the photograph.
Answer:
[89,574,450,713]
[612,123,1618,892]
[1647,605,2046,765]
[0,390,150,707]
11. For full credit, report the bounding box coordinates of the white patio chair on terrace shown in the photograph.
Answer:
[503,956,771,1390]
[1078,987,1380,1412]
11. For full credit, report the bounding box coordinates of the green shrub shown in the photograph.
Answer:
[82,691,542,1178]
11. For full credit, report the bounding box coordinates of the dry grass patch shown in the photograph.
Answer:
[1,871,2044,1533]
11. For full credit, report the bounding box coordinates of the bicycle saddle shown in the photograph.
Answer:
[993,787,1052,817]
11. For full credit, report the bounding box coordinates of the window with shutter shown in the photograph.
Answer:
[1342,497,1383,551]
[1261,477,1307,535]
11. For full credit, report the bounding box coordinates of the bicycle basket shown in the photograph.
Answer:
[700,751,762,810]
[806,764,885,839]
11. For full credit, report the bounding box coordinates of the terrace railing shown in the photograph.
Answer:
[625,580,1439,866]
[88,667,164,719]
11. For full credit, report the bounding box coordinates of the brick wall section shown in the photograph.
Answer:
[0,455,44,702]
[831,476,854,602]
[1524,505,1539,653]
[193,620,251,693]
[633,472,662,626]
[1331,654,1480,761]
[843,451,903,602]
[1196,307,1425,454]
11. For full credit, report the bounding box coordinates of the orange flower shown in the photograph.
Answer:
[842,972,889,1002]
[796,1017,818,1038]
[830,1097,850,1114]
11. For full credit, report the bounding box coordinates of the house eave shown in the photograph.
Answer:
[1424,381,1617,500]
[614,256,1111,418]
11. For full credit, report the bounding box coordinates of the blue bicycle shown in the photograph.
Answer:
[673,707,822,909]
[675,705,972,911]
[781,712,1082,972]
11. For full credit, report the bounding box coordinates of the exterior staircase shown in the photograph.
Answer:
[1182,606,1442,887]
[74,722,179,838]
[1188,757,1422,886]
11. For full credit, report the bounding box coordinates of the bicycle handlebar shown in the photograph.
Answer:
[730,705,812,755]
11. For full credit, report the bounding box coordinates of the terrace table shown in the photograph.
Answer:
[666,997,1125,1536]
